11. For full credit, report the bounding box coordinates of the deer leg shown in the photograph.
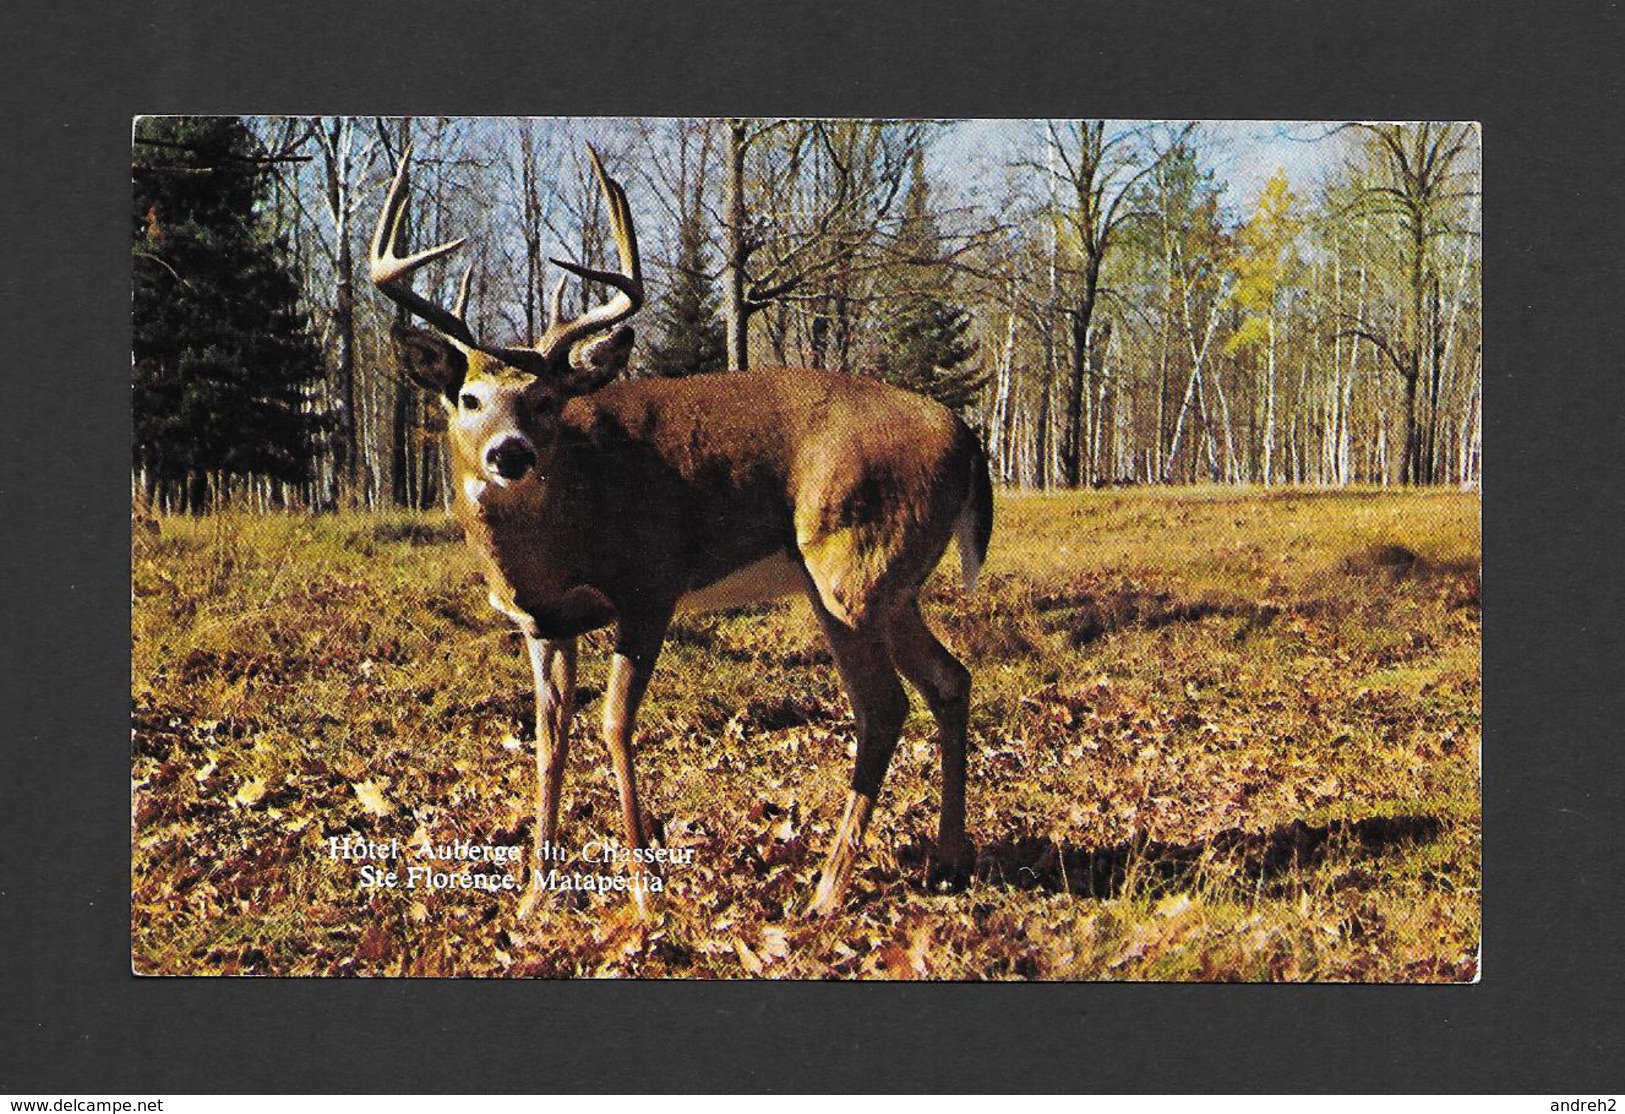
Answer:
[518,635,577,919]
[884,595,975,887]
[602,607,672,914]
[806,601,908,917]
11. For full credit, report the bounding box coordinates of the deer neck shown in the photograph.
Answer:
[452,425,609,636]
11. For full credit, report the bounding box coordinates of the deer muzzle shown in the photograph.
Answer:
[485,436,538,484]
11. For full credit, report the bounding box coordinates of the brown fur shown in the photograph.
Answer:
[450,365,990,917]
[456,368,987,635]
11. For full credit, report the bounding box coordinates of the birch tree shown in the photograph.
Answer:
[1226,170,1302,486]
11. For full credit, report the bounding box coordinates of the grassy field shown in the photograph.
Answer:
[131,487,1480,979]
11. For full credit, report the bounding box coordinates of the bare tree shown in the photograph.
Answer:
[313,117,383,504]
[1039,120,1194,486]
[1337,122,1479,484]
[721,119,925,370]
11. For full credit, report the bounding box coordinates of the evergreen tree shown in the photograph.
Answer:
[870,147,985,411]
[873,295,985,411]
[133,116,325,512]
[643,218,726,377]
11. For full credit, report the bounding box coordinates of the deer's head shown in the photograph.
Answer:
[371,146,642,502]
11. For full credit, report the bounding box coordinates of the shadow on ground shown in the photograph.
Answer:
[901,814,1444,899]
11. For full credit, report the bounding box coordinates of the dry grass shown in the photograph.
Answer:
[131,487,1480,980]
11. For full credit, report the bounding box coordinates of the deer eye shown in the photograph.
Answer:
[460,392,481,412]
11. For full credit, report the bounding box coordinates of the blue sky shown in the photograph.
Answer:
[385,117,1360,242]
[929,119,1349,219]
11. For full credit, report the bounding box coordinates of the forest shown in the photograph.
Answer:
[132,117,1482,512]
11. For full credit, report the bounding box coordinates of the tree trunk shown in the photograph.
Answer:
[1426,273,1446,484]
[1213,362,1238,483]
[1155,255,1172,478]
[1459,344,1481,488]
[1092,320,1114,484]
[1401,369,1421,485]
[1036,328,1055,491]
[1402,215,1427,485]
[188,470,208,516]
[322,119,360,504]
[1062,261,1100,488]
[521,124,545,345]
[1262,311,1277,488]
[723,119,750,371]
[1064,313,1085,487]
[989,282,1018,481]
[1342,219,1369,484]
[391,367,413,506]
[998,302,1019,482]
[333,220,357,499]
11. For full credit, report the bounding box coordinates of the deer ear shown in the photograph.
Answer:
[391,322,465,395]
[564,325,634,392]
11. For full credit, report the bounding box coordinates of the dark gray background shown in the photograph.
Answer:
[2,0,1620,1093]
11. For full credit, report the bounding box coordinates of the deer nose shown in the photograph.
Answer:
[486,438,537,481]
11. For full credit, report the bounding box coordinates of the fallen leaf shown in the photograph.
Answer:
[353,779,394,817]
[734,939,764,974]
[759,926,790,959]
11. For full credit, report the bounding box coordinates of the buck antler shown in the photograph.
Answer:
[374,145,643,374]
[535,145,644,364]
[370,149,540,369]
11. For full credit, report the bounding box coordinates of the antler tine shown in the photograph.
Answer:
[547,271,569,331]
[538,145,645,361]
[594,143,643,290]
[452,262,475,321]
[370,149,479,352]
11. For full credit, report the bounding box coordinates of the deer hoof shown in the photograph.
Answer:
[927,838,977,893]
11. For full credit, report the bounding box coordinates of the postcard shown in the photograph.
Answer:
[131,116,1481,978]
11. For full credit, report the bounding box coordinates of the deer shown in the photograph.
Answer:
[370,144,993,918]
